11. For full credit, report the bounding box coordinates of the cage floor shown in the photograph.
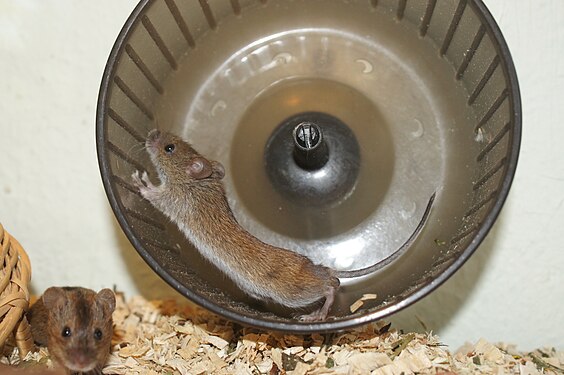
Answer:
[2,293,562,374]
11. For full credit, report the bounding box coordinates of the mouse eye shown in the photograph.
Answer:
[93,328,103,341]
[61,326,71,338]
[164,144,175,154]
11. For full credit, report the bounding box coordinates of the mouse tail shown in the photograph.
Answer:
[335,192,436,279]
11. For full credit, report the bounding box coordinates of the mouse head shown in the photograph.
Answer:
[145,129,225,184]
[42,287,116,373]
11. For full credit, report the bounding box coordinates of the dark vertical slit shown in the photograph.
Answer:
[420,0,436,37]
[370,0,378,8]
[456,24,486,80]
[125,44,164,95]
[141,15,178,70]
[230,0,241,15]
[473,157,507,191]
[164,0,196,48]
[112,77,154,121]
[112,175,143,196]
[475,88,509,131]
[107,141,146,172]
[477,122,511,162]
[141,236,179,254]
[450,224,479,245]
[199,0,217,30]
[440,0,467,56]
[432,253,458,269]
[107,108,146,143]
[397,0,407,20]
[462,191,497,219]
[468,55,500,105]
[125,208,166,230]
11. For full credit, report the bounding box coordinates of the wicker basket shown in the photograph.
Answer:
[0,223,33,357]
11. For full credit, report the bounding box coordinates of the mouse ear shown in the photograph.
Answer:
[42,287,66,310]
[96,289,116,315]
[187,157,213,179]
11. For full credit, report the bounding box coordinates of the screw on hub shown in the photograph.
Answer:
[292,122,329,170]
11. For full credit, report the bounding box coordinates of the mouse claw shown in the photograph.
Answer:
[141,171,152,186]
[131,170,158,200]
[131,170,145,188]
[297,286,336,322]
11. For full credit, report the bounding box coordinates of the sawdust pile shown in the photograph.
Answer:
[3,293,563,374]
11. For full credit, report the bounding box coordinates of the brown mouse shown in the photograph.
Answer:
[27,287,116,374]
[132,129,434,321]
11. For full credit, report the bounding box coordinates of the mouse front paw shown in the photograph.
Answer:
[132,170,158,199]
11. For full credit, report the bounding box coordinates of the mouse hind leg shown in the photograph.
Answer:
[298,285,337,322]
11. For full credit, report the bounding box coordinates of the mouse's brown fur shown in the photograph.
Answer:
[133,129,339,321]
[27,287,116,374]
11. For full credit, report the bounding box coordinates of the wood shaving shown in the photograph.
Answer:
[1,293,562,374]
[360,294,378,301]
[349,293,378,313]
[349,299,364,313]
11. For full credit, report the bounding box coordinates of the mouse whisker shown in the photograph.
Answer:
[126,141,146,156]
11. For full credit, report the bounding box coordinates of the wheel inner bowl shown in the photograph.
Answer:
[97,0,520,331]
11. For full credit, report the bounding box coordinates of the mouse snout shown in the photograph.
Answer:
[146,129,162,152]
[66,348,97,372]
[147,129,161,141]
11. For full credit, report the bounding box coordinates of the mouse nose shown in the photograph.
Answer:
[147,129,161,140]
[67,349,97,372]
[146,129,162,148]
